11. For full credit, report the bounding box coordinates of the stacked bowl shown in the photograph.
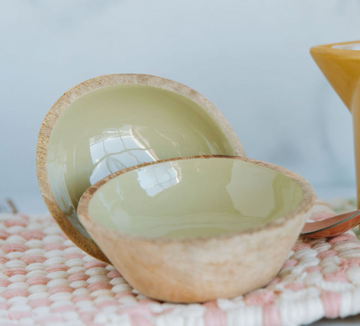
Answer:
[37,74,315,302]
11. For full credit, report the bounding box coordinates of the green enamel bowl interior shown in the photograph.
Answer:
[88,157,303,239]
[47,84,238,240]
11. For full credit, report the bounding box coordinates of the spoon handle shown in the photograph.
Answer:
[301,209,360,238]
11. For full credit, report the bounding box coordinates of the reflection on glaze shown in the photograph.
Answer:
[332,43,360,51]
[88,158,303,239]
[89,125,158,184]
[137,164,182,197]
[47,84,236,239]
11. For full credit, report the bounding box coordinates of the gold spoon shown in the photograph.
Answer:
[301,209,360,238]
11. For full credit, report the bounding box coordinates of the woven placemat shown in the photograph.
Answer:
[0,199,359,326]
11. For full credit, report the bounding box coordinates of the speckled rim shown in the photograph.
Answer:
[36,74,245,262]
[78,155,316,245]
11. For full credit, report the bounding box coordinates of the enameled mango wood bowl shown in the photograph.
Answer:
[77,155,315,303]
[36,74,245,262]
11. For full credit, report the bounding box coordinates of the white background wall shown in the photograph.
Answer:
[1,0,360,212]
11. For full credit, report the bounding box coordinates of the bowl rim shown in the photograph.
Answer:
[77,155,316,244]
[310,40,360,58]
[36,74,245,261]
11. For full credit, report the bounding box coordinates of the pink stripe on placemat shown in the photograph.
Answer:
[267,277,281,286]
[87,282,112,291]
[79,311,98,323]
[48,285,74,294]
[204,301,226,326]
[284,283,306,291]
[304,266,322,273]
[26,276,49,286]
[68,272,89,282]
[324,269,349,283]
[328,234,355,244]
[2,289,30,299]
[20,230,45,240]
[138,298,158,305]
[317,250,337,259]
[43,243,67,251]
[45,264,69,273]
[107,270,122,278]
[0,230,10,240]
[0,279,11,287]
[348,257,360,266]
[3,268,26,277]
[321,291,341,318]
[245,291,274,305]
[282,259,298,268]
[64,252,85,260]
[84,260,109,269]
[1,243,28,253]
[4,219,28,228]
[96,300,119,309]
[263,304,282,326]
[292,243,312,251]
[21,255,47,264]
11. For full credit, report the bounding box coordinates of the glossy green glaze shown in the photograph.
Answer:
[47,84,236,238]
[88,157,303,239]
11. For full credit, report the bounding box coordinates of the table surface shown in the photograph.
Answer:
[1,186,359,326]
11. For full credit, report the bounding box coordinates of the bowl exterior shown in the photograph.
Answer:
[79,206,309,302]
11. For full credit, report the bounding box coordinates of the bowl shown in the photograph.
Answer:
[77,155,315,302]
[36,74,244,261]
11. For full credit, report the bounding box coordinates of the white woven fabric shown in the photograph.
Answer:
[0,199,358,326]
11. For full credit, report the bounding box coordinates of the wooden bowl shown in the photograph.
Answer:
[36,74,244,262]
[77,155,315,303]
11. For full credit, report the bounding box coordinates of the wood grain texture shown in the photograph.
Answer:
[77,155,315,303]
[36,74,245,262]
